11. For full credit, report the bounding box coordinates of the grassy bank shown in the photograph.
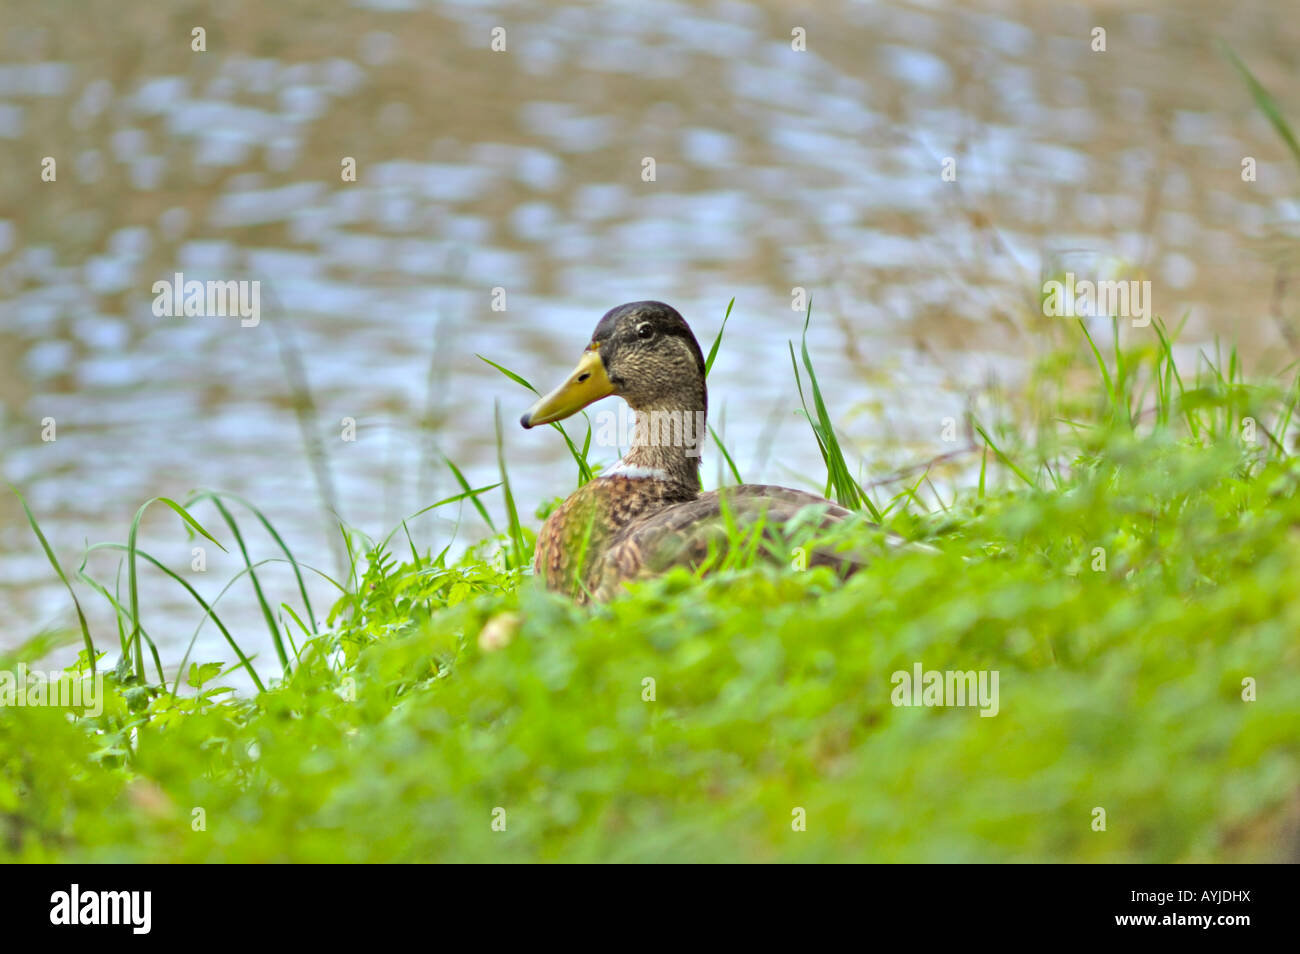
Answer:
[3,307,1299,862]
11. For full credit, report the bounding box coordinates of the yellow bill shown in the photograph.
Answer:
[520,348,614,428]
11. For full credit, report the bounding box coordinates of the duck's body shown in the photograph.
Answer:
[520,301,883,602]
[535,475,857,602]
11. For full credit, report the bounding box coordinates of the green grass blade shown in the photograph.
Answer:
[206,496,290,671]
[9,484,95,673]
[126,496,226,680]
[480,354,594,483]
[82,542,265,695]
[477,354,538,394]
[708,424,744,485]
[495,402,526,568]
[186,490,316,633]
[1222,42,1300,171]
[443,456,498,532]
[975,423,1036,489]
[705,297,735,377]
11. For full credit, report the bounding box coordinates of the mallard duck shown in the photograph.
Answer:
[520,300,893,601]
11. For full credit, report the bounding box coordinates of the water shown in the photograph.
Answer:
[1,0,1297,674]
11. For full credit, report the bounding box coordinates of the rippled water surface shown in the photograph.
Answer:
[2,0,1298,667]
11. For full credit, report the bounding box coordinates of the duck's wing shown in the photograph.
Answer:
[590,484,895,600]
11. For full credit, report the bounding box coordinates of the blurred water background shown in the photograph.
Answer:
[1,0,1298,672]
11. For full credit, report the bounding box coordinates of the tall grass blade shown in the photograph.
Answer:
[187,490,318,633]
[494,402,526,568]
[82,542,265,694]
[1222,42,1300,171]
[9,485,95,672]
[205,496,289,671]
[708,424,744,485]
[126,497,226,680]
[705,297,735,377]
[479,354,594,482]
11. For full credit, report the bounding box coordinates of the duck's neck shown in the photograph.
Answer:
[614,395,707,492]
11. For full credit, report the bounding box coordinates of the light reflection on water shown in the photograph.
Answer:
[1,0,1297,676]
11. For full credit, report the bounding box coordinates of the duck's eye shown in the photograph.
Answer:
[637,323,654,339]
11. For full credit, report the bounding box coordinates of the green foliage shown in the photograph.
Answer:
[3,304,1299,861]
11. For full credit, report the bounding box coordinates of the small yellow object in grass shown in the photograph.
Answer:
[126,779,176,820]
[478,612,521,651]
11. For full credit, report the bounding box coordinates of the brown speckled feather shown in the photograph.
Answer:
[534,475,696,601]
[536,479,864,602]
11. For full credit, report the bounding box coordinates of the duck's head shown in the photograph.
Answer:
[520,301,707,428]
